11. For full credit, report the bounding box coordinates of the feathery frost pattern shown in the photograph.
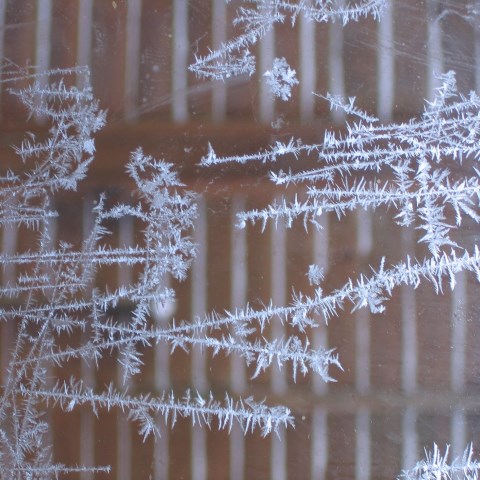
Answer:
[0,67,293,477]
[200,70,480,475]
[1,5,479,475]
[189,0,386,81]
[398,444,480,480]
[202,72,480,256]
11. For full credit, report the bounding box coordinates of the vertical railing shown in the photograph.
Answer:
[259,5,275,124]
[116,215,135,480]
[152,287,173,480]
[172,0,189,123]
[124,0,142,121]
[328,0,346,123]
[377,0,394,120]
[0,0,7,118]
[270,211,287,480]
[355,209,372,480]
[229,194,247,480]
[401,226,418,470]
[427,0,444,97]
[34,0,52,122]
[475,0,480,93]
[211,0,227,122]
[35,0,52,73]
[451,271,467,457]
[191,196,208,480]
[77,0,93,74]
[311,215,330,480]
[299,0,316,122]
[79,197,96,480]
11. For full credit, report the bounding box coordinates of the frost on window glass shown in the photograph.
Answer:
[1,1,480,478]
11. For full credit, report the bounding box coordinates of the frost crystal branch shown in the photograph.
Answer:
[203,71,480,257]
[0,67,296,477]
[189,0,386,81]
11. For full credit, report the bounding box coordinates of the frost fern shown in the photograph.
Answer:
[189,0,386,81]
[0,67,294,477]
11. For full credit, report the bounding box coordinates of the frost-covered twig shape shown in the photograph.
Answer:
[0,67,107,476]
[189,0,386,81]
[21,380,293,440]
[202,71,480,256]
[0,67,300,477]
[1,71,106,229]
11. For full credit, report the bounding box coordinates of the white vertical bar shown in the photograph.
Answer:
[80,198,95,480]
[328,0,345,123]
[402,406,417,471]
[153,430,169,480]
[77,0,93,91]
[451,409,466,460]
[116,368,132,480]
[1,224,16,287]
[230,195,247,393]
[0,0,7,118]
[153,293,172,480]
[191,195,208,392]
[355,408,370,480]
[401,227,417,395]
[190,399,207,478]
[77,0,93,89]
[1,223,17,382]
[451,271,466,392]
[451,271,467,457]
[230,195,246,480]
[152,290,174,393]
[124,0,142,121]
[77,0,93,62]
[311,408,328,480]
[312,215,329,396]
[300,0,316,122]
[230,428,244,480]
[355,209,371,395]
[355,209,371,480]
[116,215,135,480]
[271,426,287,480]
[152,269,173,480]
[377,0,394,121]
[0,1,6,66]
[35,0,52,123]
[40,208,57,469]
[172,0,189,123]
[36,0,52,73]
[212,0,227,122]
[401,226,418,470]
[270,217,287,394]
[270,214,287,480]
[191,196,207,480]
[313,214,330,275]
[475,0,480,93]
[118,216,134,287]
[311,215,329,480]
[259,7,275,124]
[427,0,444,98]
[356,209,372,258]
[355,310,370,395]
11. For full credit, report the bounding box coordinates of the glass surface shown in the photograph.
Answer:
[1,1,480,479]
